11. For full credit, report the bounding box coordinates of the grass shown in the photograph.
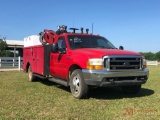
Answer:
[0,66,159,119]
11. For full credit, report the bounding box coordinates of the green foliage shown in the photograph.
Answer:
[4,50,14,57]
[140,52,160,61]
[0,39,7,51]
[0,38,8,57]
[155,51,160,61]
[0,38,15,57]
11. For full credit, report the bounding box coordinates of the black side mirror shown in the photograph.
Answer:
[119,46,124,50]
[58,48,66,54]
[51,43,58,53]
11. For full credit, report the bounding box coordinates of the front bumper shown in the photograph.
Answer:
[82,69,149,87]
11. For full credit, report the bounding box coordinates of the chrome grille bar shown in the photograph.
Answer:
[103,55,142,71]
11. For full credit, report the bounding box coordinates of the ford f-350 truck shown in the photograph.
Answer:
[23,25,149,99]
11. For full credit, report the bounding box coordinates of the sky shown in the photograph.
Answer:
[0,0,160,53]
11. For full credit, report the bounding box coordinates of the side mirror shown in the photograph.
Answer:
[51,43,58,53]
[119,46,124,50]
[59,48,66,54]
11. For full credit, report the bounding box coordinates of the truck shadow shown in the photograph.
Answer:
[38,79,154,99]
[88,87,154,99]
[38,78,71,92]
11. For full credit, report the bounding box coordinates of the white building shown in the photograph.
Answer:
[5,40,24,57]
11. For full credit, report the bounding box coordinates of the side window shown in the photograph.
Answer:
[57,37,66,48]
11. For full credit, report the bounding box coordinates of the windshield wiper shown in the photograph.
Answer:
[76,45,87,48]
[95,46,105,48]
[96,46,116,49]
[108,47,116,49]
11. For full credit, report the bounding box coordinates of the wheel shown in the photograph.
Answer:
[28,66,35,82]
[121,85,141,94]
[70,69,89,99]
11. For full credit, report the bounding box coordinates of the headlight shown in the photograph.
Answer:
[86,58,103,70]
[142,58,147,69]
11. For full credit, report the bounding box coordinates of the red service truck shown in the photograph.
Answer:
[22,25,149,99]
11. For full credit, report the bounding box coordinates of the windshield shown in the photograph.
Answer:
[68,35,116,49]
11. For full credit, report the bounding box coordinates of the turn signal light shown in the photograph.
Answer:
[86,59,103,70]
[143,59,147,69]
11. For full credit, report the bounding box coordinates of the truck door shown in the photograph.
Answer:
[50,36,69,80]
[36,46,44,75]
[32,47,37,73]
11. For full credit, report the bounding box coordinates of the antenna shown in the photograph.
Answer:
[92,22,94,34]
[73,20,74,27]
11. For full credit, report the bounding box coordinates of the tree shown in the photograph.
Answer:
[5,50,14,57]
[139,52,156,60]
[155,51,160,61]
[0,37,8,56]
[140,52,160,61]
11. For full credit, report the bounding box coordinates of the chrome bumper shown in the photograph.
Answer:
[82,69,149,87]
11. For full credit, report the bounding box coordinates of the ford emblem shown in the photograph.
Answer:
[124,62,130,66]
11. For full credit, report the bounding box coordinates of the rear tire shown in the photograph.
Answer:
[121,85,141,94]
[70,69,89,99]
[28,66,35,82]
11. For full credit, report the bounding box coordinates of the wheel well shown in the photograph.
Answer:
[68,64,81,80]
[26,62,30,73]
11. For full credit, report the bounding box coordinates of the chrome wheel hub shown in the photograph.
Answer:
[72,76,80,93]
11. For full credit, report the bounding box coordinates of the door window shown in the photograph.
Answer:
[57,37,66,49]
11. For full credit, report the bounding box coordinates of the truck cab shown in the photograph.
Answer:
[23,25,149,99]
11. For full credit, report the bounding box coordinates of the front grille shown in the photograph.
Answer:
[103,56,142,71]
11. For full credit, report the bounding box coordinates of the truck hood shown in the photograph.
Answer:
[72,48,140,58]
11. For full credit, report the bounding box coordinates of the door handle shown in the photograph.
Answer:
[67,56,70,59]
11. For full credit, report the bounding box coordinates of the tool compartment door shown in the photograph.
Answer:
[35,45,44,75]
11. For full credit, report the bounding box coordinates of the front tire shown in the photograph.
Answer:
[70,69,89,99]
[28,66,35,82]
[121,85,141,94]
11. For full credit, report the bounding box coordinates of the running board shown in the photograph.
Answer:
[33,73,47,79]
[48,77,69,87]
